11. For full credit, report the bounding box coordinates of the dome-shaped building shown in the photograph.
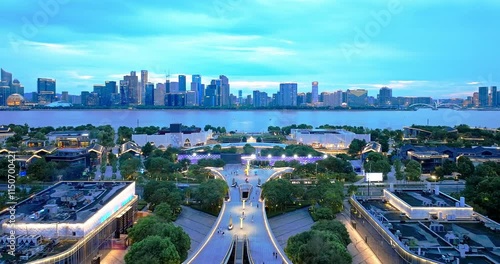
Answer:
[6,93,25,106]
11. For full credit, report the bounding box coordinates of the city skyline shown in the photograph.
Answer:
[1,1,499,97]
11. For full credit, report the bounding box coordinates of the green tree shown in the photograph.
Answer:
[442,159,458,175]
[363,152,391,177]
[243,144,256,155]
[0,158,20,182]
[155,203,174,222]
[119,157,141,180]
[405,160,422,181]
[285,230,352,264]
[144,157,171,176]
[262,178,300,211]
[194,179,228,210]
[117,126,133,144]
[141,142,154,157]
[348,139,366,155]
[457,156,474,178]
[394,159,404,181]
[125,236,180,264]
[311,220,351,247]
[27,159,57,182]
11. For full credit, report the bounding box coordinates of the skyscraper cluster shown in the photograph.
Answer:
[76,71,233,107]
[0,68,25,106]
[469,86,498,108]
[2,67,500,109]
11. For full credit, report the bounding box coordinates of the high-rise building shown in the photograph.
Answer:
[123,71,139,105]
[478,86,488,107]
[219,75,230,106]
[346,89,368,107]
[140,70,148,105]
[278,83,297,106]
[378,87,392,106]
[169,82,179,93]
[0,86,9,106]
[305,92,312,104]
[145,83,154,106]
[1,68,12,87]
[185,91,197,106]
[11,79,24,96]
[191,75,203,106]
[154,83,166,106]
[37,78,56,105]
[61,91,69,102]
[165,93,185,107]
[101,81,117,107]
[252,90,268,107]
[297,93,306,106]
[490,86,497,107]
[238,90,243,105]
[93,84,105,106]
[311,81,319,104]
[81,91,90,106]
[119,80,129,105]
[178,75,186,92]
[165,80,171,94]
[472,92,479,107]
[204,85,217,107]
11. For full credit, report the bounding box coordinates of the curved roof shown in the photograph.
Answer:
[45,101,73,107]
[6,93,24,106]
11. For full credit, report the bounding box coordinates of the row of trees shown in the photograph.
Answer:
[3,124,116,148]
[462,161,500,221]
[285,220,352,264]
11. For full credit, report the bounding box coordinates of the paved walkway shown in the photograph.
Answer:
[268,208,315,248]
[186,165,292,264]
[175,206,217,258]
[338,202,382,264]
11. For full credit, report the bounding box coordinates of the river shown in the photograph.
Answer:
[0,109,498,131]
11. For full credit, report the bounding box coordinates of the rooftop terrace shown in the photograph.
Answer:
[0,181,132,224]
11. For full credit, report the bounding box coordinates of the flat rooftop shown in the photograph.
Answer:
[355,196,500,264]
[1,181,132,223]
[393,190,458,207]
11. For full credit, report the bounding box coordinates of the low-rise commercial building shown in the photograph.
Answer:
[350,185,499,264]
[132,123,212,148]
[290,129,370,150]
[0,181,137,263]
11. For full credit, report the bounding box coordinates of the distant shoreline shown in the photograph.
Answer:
[1,107,499,112]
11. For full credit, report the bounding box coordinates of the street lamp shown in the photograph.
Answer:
[366,159,371,198]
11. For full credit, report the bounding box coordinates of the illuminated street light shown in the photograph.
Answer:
[281,154,286,159]
[268,154,272,159]
[307,154,312,158]
[323,154,328,159]
[293,154,298,159]
[193,152,197,157]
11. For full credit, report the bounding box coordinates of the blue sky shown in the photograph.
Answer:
[0,0,499,98]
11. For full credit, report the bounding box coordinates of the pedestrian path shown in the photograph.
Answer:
[185,166,292,264]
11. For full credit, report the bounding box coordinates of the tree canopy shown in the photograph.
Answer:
[125,235,180,264]
[285,220,352,264]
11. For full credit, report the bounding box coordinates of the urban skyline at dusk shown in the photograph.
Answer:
[1,1,500,98]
